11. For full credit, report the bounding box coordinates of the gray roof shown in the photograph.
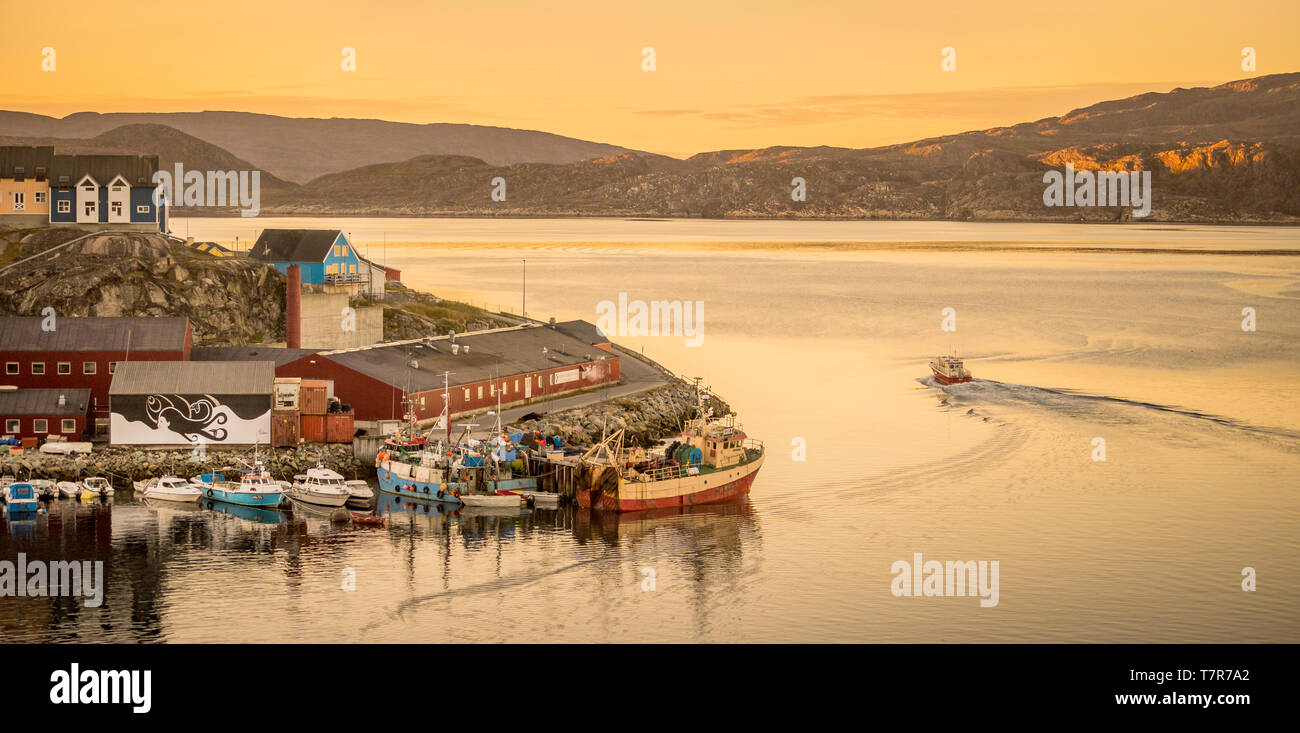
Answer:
[191,346,319,367]
[551,320,609,346]
[109,361,275,395]
[49,154,159,188]
[0,146,54,179]
[320,325,613,392]
[0,317,190,352]
[250,229,343,263]
[0,388,91,416]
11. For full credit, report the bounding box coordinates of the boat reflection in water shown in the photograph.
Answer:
[200,498,289,525]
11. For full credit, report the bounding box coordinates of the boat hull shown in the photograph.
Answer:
[202,486,285,508]
[581,453,764,512]
[376,469,465,504]
[931,369,972,384]
[286,487,350,507]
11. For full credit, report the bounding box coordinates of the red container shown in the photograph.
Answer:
[271,411,300,448]
[300,414,327,443]
[326,411,354,443]
[300,380,329,416]
[21,437,39,449]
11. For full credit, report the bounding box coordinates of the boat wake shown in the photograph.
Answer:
[920,376,1300,452]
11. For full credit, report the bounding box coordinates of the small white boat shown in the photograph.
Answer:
[80,476,115,498]
[343,480,375,508]
[459,492,524,508]
[287,466,351,507]
[29,479,57,499]
[511,489,561,509]
[55,481,82,498]
[136,476,203,503]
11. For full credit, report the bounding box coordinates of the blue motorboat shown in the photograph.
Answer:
[197,462,285,508]
[4,482,40,517]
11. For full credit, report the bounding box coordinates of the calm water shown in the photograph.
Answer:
[3,217,1298,643]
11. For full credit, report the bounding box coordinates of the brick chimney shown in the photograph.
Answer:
[286,264,302,349]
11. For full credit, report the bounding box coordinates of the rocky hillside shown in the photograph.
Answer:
[509,379,731,448]
[259,73,1300,223]
[0,228,286,344]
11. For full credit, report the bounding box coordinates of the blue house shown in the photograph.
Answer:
[47,154,164,230]
[249,229,361,284]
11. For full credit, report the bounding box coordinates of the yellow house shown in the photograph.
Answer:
[0,146,53,219]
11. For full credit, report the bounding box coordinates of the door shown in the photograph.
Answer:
[525,378,532,399]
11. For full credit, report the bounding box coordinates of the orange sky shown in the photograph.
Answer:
[4,0,1297,157]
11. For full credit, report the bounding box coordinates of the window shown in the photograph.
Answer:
[349,264,356,274]
[4,419,18,434]
[82,361,96,375]
[84,201,96,217]
[341,245,349,257]
[13,167,24,182]
[5,362,16,375]
[463,388,470,400]
[35,166,46,180]
[31,362,44,375]
[57,362,71,375]
[110,201,123,217]
[108,362,117,375]
[33,419,48,434]
[136,205,149,214]
[514,379,519,391]
[12,192,24,211]
[34,191,46,204]
[57,199,70,214]
[62,419,76,434]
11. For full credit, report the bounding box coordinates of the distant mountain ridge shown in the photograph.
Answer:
[0,110,654,183]
[2,73,1297,223]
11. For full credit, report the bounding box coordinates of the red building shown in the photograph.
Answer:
[0,316,193,426]
[196,323,620,422]
[0,387,92,440]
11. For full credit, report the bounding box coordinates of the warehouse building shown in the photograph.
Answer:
[108,361,274,446]
[0,316,193,430]
[0,387,92,440]
[278,323,620,422]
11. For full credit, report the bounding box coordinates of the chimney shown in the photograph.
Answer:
[286,264,302,349]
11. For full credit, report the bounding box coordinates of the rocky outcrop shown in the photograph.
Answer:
[508,379,731,448]
[0,442,368,486]
[0,229,286,344]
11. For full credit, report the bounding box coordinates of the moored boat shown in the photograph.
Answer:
[459,492,524,508]
[29,479,56,500]
[136,476,203,503]
[202,462,286,508]
[343,480,375,508]
[79,476,114,498]
[576,381,764,512]
[929,355,972,384]
[286,466,351,507]
[55,481,82,499]
[3,482,40,516]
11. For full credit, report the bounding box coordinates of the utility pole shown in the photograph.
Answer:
[522,258,526,317]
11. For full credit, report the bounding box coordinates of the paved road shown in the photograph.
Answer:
[460,345,668,438]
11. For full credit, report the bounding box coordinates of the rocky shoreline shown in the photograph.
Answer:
[0,443,369,487]
[508,379,730,448]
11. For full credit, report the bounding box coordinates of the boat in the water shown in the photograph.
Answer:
[3,482,40,516]
[376,385,537,504]
[343,480,375,508]
[29,479,56,500]
[929,355,972,384]
[576,380,764,512]
[135,476,203,503]
[286,466,351,507]
[55,481,82,499]
[201,462,286,508]
[79,476,114,499]
[459,492,524,508]
[511,489,561,509]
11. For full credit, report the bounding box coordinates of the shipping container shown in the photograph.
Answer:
[300,380,330,416]
[326,411,355,443]
[21,437,38,450]
[271,410,300,448]
[273,378,302,411]
[301,414,327,443]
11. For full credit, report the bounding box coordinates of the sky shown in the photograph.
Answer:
[4,0,1298,158]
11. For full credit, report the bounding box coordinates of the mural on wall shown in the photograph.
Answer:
[110,393,271,445]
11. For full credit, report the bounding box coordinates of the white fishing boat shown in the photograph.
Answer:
[29,479,57,499]
[79,476,115,498]
[135,476,203,503]
[55,481,81,498]
[459,492,524,508]
[287,466,351,507]
[343,480,375,508]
